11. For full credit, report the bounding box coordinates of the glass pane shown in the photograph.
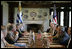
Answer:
[51,11,53,16]
[69,11,71,27]
[60,11,64,26]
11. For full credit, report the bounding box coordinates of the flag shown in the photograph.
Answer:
[33,32,35,43]
[51,15,54,23]
[16,1,23,24]
[53,4,57,24]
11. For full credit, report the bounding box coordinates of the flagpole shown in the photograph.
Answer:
[19,1,21,13]
[19,1,21,6]
[52,4,57,35]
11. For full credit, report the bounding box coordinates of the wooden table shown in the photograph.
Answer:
[19,38,29,40]
[5,33,66,48]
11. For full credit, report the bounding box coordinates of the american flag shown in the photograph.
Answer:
[16,2,23,24]
[53,4,57,24]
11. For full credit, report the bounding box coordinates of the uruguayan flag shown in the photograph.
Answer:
[16,1,23,24]
[16,11,23,24]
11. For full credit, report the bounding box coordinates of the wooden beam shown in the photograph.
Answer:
[7,2,71,8]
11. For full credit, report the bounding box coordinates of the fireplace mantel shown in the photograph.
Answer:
[23,21,44,24]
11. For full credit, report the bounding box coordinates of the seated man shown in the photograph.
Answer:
[49,22,54,33]
[1,25,7,38]
[60,30,70,46]
[58,27,70,46]
[19,24,27,36]
[19,23,25,33]
[1,25,27,48]
[5,24,19,44]
[67,27,71,36]
[11,23,19,42]
[53,25,59,36]
[16,24,23,37]
[1,25,19,48]
[53,26,64,42]
[53,26,70,46]
[60,27,70,46]
[13,31,19,42]
[48,21,56,35]
[5,25,16,44]
[67,27,71,48]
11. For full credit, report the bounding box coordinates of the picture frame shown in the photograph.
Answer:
[24,15,28,19]
[38,15,42,18]
[30,12,37,17]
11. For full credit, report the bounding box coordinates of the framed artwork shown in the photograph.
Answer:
[38,15,42,18]
[24,15,28,19]
[30,12,37,17]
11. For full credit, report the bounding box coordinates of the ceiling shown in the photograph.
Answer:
[2,1,72,8]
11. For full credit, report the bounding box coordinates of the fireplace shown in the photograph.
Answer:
[23,21,49,32]
[27,24,43,33]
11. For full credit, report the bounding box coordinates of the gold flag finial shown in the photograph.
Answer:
[18,1,21,12]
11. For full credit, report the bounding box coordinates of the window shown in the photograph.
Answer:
[61,7,64,9]
[69,11,71,27]
[60,11,64,26]
[51,11,53,16]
